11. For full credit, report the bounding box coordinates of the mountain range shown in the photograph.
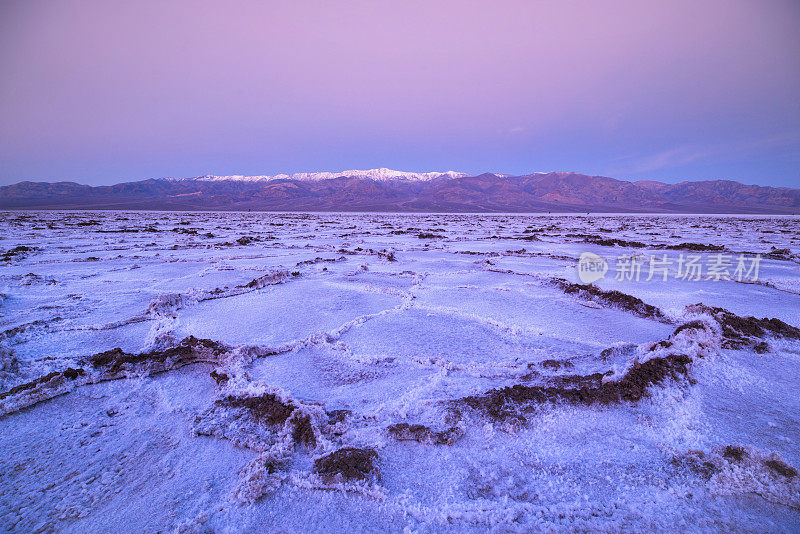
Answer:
[1,169,798,213]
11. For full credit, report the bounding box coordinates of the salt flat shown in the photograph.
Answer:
[1,212,799,532]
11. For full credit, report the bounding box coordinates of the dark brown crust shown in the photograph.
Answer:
[686,303,800,349]
[0,368,85,401]
[387,423,463,445]
[215,393,296,426]
[88,336,227,374]
[313,447,379,481]
[457,354,692,423]
[550,279,667,321]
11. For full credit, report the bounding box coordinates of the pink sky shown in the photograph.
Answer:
[1,0,798,186]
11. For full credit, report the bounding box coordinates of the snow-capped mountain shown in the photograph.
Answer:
[3,171,799,213]
[173,168,467,183]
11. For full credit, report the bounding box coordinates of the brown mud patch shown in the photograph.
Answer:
[210,369,229,385]
[550,279,668,321]
[584,236,647,248]
[313,447,380,482]
[541,359,575,371]
[242,269,295,289]
[203,390,320,448]
[686,303,800,349]
[289,412,317,447]
[1,245,36,261]
[88,336,228,376]
[663,242,725,252]
[215,392,295,426]
[764,459,798,478]
[1,318,63,341]
[670,449,719,479]
[0,368,85,401]
[723,445,748,462]
[457,353,692,424]
[764,247,798,262]
[671,446,800,509]
[0,367,88,416]
[1,337,233,415]
[387,423,464,445]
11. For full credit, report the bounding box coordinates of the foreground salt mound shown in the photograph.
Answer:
[0,367,86,416]
[0,336,230,415]
[87,336,229,378]
[456,319,718,426]
[671,445,800,510]
[685,302,800,351]
[549,278,670,321]
[193,379,389,503]
[193,383,324,452]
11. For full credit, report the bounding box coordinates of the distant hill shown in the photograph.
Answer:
[1,169,798,213]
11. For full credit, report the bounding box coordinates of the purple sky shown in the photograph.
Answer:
[1,0,798,187]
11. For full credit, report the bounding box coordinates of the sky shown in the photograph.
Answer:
[0,0,798,187]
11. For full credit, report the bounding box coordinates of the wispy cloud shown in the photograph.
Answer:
[619,147,710,174]
[610,133,800,177]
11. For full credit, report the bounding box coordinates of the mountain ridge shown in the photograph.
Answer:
[1,170,798,213]
[163,168,468,183]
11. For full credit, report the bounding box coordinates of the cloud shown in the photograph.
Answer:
[618,147,710,174]
[610,133,800,177]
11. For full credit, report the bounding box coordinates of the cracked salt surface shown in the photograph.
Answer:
[1,211,799,532]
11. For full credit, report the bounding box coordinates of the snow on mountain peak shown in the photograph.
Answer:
[177,168,468,183]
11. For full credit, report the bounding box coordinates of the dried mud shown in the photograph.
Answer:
[313,447,380,482]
